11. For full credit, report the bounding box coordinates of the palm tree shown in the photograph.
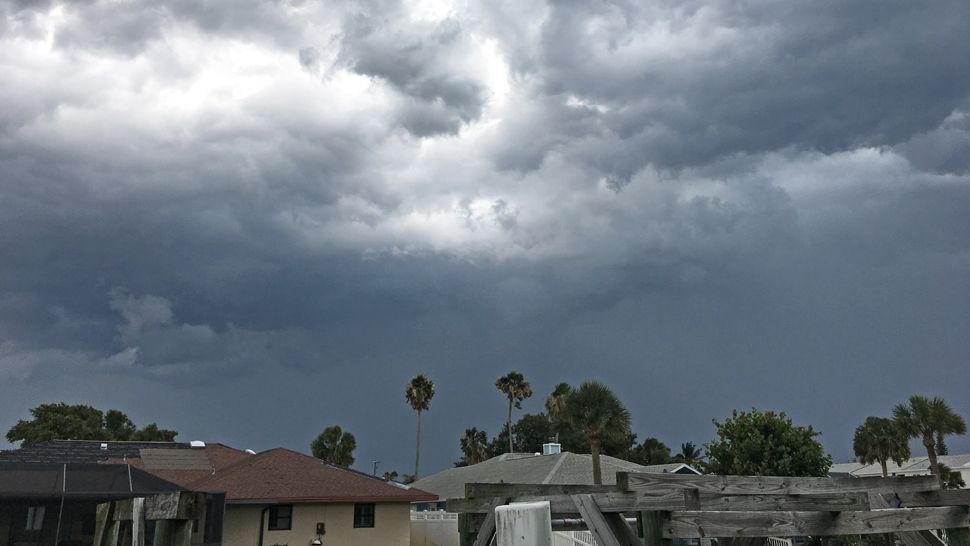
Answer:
[459,427,489,465]
[406,374,436,479]
[310,425,357,467]
[495,371,533,454]
[675,442,704,466]
[560,380,632,485]
[545,383,572,423]
[893,395,966,476]
[852,416,911,477]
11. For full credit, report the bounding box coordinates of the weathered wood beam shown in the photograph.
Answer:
[152,520,193,546]
[947,528,970,546]
[870,490,948,546]
[449,490,871,514]
[93,502,116,546]
[472,498,506,546]
[895,490,970,508]
[642,510,673,546]
[572,494,634,546]
[619,472,941,495]
[144,492,202,521]
[663,507,970,538]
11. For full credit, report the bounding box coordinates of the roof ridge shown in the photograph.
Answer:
[541,452,568,484]
[185,447,269,488]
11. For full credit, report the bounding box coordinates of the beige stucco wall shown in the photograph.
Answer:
[223,502,412,546]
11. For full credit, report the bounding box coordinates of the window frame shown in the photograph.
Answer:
[353,503,375,528]
[267,504,293,531]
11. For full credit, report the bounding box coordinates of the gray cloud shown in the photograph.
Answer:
[1,0,970,474]
[337,12,489,135]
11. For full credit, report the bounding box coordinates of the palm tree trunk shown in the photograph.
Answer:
[591,438,602,485]
[924,434,940,476]
[415,410,422,479]
[507,397,514,454]
[880,460,888,478]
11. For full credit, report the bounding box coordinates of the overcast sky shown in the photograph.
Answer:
[2,0,970,477]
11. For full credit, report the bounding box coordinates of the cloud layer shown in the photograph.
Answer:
[2,0,970,473]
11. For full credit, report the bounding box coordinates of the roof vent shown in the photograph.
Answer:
[100,443,108,450]
[542,443,561,455]
[190,441,206,448]
[245,449,256,455]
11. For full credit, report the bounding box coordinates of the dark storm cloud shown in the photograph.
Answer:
[476,0,970,179]
[1,0,970,474]
[336,8,489,135]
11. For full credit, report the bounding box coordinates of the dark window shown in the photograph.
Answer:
[353,503,375,528]
[268,505,292,531]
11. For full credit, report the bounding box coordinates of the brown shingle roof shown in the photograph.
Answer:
[101,443,251,489]
[189,448,437,504]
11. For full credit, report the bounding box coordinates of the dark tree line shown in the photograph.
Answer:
[6,403,177,446]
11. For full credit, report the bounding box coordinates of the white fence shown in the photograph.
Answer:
[411,511,460,546]
[553,530,597,546]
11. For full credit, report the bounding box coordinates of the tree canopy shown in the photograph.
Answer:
[893,395,966,477]
[704,408,832,477]
[310,425,356,467]
[496,371,533,454]
[406,373,436,479]
[6,403,177,447]
[459,427,489,465]
[560,380,632,484]
[627,437,673,466]
[853,416,910,477]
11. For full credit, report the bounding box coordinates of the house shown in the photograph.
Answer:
[408,444,701,546]
[189,448,437,546]
[828,454,970,484]
[0,461,193,545]
[0,440,436,546]
[411,444,701,507]
[0,440,233,545]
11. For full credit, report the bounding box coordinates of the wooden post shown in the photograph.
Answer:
[947,526,970,546]
[152,520,193,546]
[641,510,672,546]
[572,494,634,546]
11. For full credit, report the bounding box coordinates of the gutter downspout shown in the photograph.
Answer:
[257,506,270,546]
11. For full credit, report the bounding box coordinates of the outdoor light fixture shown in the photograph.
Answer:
[311,521,326,545]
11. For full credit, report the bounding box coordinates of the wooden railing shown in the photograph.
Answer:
[448,472,970,546]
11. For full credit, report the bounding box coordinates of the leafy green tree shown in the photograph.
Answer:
[674,442,704,466]
[852,416,910,477]
[893,395,966,476]
[104,410,137,440]
[6,403,177,446]
[560,380,632,485]
[406,374,436,479]
[382,470,399,482]
[7,403,106,445]
[627,437,673,466]
[459,427,489,465]
[129,423,177,442]
[495,371,533,454]
[310,425,357,467]
[512,413,556,453]
[704,408,832,477]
